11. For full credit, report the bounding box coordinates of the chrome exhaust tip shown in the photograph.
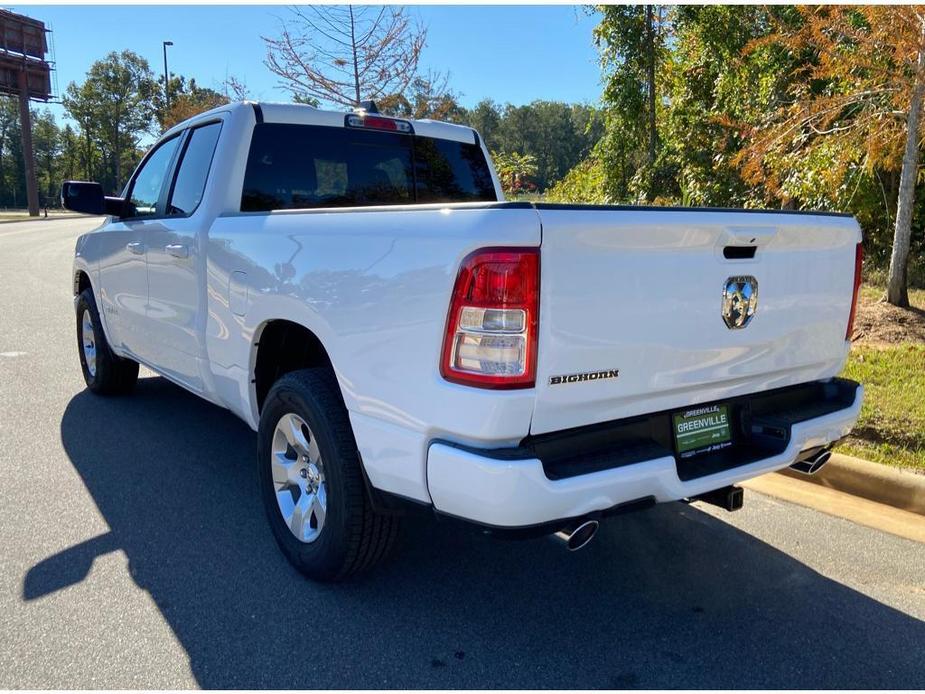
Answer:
[790,448,833,475]
[552,519,599,551]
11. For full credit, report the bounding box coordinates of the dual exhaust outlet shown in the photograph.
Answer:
[790,447,833,475]
[549,447,832,551]
[551,518,600,551]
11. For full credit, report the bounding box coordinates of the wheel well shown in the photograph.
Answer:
[254,320,333,413]
[75,270,92,296]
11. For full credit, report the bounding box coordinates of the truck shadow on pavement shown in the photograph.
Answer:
[26,376,925,688]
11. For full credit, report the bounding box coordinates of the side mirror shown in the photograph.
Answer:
[61,181,125,217]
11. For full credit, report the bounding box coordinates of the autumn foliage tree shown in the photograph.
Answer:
[155,77,230,131]
[736,6,925,306]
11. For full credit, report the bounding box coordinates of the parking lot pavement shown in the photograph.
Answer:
[1,218,923,689]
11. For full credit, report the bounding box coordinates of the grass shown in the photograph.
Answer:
[836,282,925,472]
[858,283,925,305]
[838,344,925,472]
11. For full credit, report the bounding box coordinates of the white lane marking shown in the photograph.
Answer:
[0,351,27,357]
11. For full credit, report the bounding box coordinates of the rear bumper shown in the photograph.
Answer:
[426,379,863,528]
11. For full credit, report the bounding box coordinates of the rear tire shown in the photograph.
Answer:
[76,288,139,395]
[257,368,400,581]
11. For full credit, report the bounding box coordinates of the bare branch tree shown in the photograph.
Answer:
[263,5,426,108]
[223,75,251,102]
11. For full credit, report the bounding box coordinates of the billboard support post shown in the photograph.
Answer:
[17,68,39,216]
[1,9,53,217]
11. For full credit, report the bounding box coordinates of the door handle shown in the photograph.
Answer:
[126,242,145,255]
[165,244,189,259]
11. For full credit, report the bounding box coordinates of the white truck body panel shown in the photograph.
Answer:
[532,207,861,434]
[71,101,864,526]
[205,205,541,502]
[428,384,862,526]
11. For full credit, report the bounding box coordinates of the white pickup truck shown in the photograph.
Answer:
[64,101,864,581]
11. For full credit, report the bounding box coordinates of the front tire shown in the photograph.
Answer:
[75,288,139,395]
[257,369,400,581]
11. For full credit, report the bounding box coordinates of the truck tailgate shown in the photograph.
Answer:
[531,205,862,435]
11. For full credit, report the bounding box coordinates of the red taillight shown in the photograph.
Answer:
[846,242,863,341]
[441,247,539,389]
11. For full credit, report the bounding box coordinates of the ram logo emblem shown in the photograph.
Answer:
[722,276,758,329]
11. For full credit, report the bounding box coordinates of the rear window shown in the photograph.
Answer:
[241,123,496,212]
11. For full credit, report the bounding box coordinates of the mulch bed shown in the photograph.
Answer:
[852,295,925,346]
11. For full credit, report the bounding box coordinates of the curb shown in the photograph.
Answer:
[0,214,87,225]
[778,453,925,516]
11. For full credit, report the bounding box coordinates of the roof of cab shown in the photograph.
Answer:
[163,101,479,146]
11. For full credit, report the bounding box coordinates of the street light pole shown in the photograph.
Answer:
[162,41,173,112]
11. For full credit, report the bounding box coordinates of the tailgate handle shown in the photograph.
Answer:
[723,245,756,260]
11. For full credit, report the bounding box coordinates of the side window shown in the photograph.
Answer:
[126,136,180,218]
[168,122,223,216]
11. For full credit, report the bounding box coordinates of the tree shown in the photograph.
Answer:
[466,99,503,150]
[491,150,538,197]
[224,75,251,102]
[736,6,925,306]
[0,97,23,207]
[263,5,425,108]
[155,76,229,130]
[59,124,82,183]
[495,101,603,190]
[658,5,799,207]
[63,50,157,192]
[31,109,61,206]
[594,4,670,201]
[546,156,610,203]
[378,72,465,121]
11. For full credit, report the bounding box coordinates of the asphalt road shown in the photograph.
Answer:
[1,217,923,689]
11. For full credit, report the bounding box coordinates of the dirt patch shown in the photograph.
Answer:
[852,294,925,346]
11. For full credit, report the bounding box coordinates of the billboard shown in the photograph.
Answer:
[0,9,51,101]
[0,9,48,60]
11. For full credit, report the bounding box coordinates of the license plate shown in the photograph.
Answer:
[672,404,732,458]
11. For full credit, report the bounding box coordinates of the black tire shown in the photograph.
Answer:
[257,368,400,581]
[75,288,139,395]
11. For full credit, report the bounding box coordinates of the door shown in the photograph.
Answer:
[144,121,223,391]
[97,135,181,357]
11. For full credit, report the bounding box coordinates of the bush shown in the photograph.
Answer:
[545,157,611,204]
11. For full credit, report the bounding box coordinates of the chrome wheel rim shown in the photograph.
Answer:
[271,413,327,543]
[81,309,97,378]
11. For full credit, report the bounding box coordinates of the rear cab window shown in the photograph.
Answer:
[241,122,496,212]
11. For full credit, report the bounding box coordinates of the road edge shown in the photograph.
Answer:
[778,453,925,516]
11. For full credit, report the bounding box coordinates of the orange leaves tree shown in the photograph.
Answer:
[736,6,925,306]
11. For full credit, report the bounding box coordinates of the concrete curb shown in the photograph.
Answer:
[779,453,925,516]
[0,214,86,225]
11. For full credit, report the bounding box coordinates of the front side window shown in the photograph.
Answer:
[241,123,496,212]
[126,136,180,218]
[168,122,223,216]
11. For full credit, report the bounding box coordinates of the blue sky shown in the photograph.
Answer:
[13,4,603,127]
